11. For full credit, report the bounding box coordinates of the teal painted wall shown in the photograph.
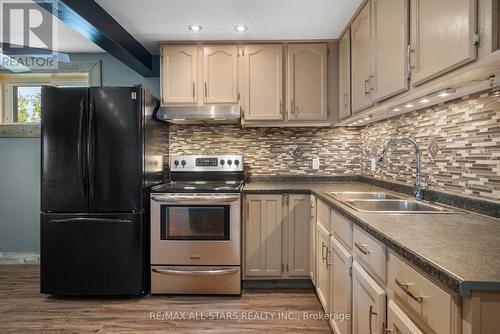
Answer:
[0,53,160,252]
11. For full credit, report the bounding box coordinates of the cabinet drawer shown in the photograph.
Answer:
[331,210,352,250]
[317,199,331,232]
[388,252,457,334]
[352,226,386,284]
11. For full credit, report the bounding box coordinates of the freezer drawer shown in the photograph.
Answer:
[40,213,145,296]
[151,265,241,295]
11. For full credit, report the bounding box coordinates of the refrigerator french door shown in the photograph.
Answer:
[40,86,151,296]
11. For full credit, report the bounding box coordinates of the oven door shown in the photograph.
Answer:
[151,193,240,266]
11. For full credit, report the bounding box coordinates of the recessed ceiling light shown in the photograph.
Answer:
[393,108,401,112]
[188,24,202,32]
[405,104,414,108]
[234,25,248,32]
[419,98,430,103]
[438,92,449,97]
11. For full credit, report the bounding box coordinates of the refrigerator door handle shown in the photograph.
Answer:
[50,218,132,224]
[78,98,87,197]
[88,98,95,206]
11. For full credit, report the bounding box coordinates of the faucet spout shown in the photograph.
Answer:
[376,137,427,200]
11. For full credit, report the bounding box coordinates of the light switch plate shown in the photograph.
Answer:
[312,158,320,170]
[371,158,376,171]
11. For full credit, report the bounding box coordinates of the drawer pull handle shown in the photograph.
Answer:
[395,278,424,304]
[355,242,370,255]
[369,304,377,334]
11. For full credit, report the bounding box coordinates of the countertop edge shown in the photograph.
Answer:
[242,183,496,298]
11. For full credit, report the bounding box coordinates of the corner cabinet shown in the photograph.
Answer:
[287,44,328,121]
[244,194,283,277]
[241,44,284,121]
[338,29,351,120]
[203,44,239,103]
[410,0,477,85]
[351,1,373,113]
[160,45,198,105]
[243,194,310,279]
[286,195,310,277]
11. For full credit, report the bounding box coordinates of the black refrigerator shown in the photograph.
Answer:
[40,86,168,296]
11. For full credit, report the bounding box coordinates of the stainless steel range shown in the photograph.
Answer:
[150,154,244,295]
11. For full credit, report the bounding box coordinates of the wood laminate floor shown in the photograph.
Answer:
[0,265,331,334]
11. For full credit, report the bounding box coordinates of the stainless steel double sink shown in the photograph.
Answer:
[327,192,460,214]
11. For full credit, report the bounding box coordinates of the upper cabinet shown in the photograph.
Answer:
[203,45,239,103]
[287,44,328,121]
[161,45,198,105]
[338,30,351,120]
[241,44,284,121]
[351,2,373,113]
[410,0,477,85]
[373,0,410,101]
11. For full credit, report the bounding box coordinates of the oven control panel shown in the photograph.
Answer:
[171,154,244,172]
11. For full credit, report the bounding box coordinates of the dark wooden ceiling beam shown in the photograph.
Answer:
[35,0,158,77]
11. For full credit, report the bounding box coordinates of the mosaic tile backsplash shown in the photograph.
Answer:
[169,126,361,176]
[361,91,500,201]
[168,90,500,202]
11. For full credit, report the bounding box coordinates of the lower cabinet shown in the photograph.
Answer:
[244,194,310,279]
[387,300,424,334]
[309,195,317,285]
[316,221,331,311]
[244,194,283,277]
[352,261,386,334]
[329,235,353,334]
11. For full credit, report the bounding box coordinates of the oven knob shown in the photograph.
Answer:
[220,159,225,166]
[181,160,186,167]
[227,159,232,166]
[174,160,179,167]
[234,159,240,166]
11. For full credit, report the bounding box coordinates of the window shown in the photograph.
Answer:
[12,86,42,123]
[1,75,89,125]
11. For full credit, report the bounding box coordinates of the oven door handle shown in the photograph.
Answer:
[152,268,239,276]
[151,195,240,203]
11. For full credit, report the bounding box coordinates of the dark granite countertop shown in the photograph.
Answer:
[242,181,500,298]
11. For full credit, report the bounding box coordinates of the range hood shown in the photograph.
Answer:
[156,105,241,125]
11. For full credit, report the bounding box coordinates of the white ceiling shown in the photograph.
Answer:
[96,0,363,54]
[0,0,102,53]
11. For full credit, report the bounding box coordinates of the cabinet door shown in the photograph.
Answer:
[373,0,409,101]
[410,0,477,85]
[286,195,310,277]
[329,236,353,334]
[387,300,424,334]
[287,43,328,121]
[310,196,317,285]
[245,195,283,277]
[316,221,331,311]
[203,45,239,103]
[352,261,386,334]
[161,45,198,104]
[242,44,284,121]
[338,30,351,120]
[351,2,373,113]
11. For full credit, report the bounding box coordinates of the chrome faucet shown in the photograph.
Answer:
[376,137,428,200]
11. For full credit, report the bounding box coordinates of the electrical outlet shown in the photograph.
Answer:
[312,158,320,170]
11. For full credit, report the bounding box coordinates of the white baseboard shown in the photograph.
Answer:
[0,252,39,264]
